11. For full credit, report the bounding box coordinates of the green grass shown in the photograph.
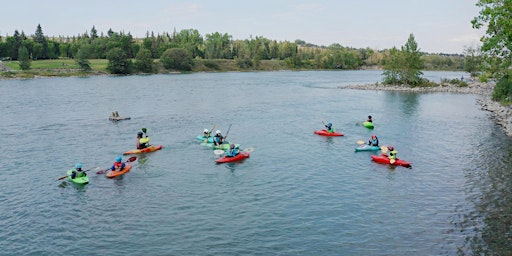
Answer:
[2,59,109,72]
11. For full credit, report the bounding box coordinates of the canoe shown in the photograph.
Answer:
[362,121,374,129]
[204,142,241,150]
[371,155,412,167]
[215,151,250,163]
[66,169,89,184]
[355,145,381,152]
[196,135,214,143]
[106,163,133,178]
[314,129,344,136]
[123,145,163,155]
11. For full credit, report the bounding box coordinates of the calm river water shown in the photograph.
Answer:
[1,70,511,255]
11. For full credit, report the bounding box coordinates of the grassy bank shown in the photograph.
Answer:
[0,58,294,79]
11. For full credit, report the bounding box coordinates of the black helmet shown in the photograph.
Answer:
[137,132,143,136]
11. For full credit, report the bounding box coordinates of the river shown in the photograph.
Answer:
[1,70,511,255]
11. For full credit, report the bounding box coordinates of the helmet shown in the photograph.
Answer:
[204,129,209,133]
[368,115,372,118]
[327,123,332,126]
[371,135,377,139]
[116,156,122,162]
[230,143,235,149]
[137,132,143,137]
[216,130,221,134]
[75,163,82,169]
[388,146,394,151]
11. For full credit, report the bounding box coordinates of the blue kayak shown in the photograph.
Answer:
[355,145,381,152]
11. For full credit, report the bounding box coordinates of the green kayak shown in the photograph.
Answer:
[362,121,374,129]
[67,169,89,184]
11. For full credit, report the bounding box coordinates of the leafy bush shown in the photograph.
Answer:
[492,75,512,103]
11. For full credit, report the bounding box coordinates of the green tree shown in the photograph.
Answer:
[382,47,402,84]
[106,47,132,74]
[463,46,482,76]
[18,46,31,70]
[160,48,194,71]
[382,34,424,86]
[76,46,92,71]
[33,24,48,59]
[134,48,154,73]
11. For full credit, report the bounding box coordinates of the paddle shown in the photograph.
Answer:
[224,124,232,141]
[56,167,100,181]
[96,156,137,174]
[379,146,396,164]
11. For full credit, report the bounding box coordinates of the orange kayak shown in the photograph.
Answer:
[106,163,133,178]
[123,145,163,155]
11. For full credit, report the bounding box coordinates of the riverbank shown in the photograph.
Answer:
[340,82,512,137]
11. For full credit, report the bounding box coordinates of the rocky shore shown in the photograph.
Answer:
[340,82,512,137]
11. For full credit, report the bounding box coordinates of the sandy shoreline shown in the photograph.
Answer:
[340,82,512,137]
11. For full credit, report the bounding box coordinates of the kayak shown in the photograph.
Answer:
[314,129,344,136]
[355,145,381,152]
[362,121,374,129]
[371,155,412,167]
[66,169,89,184]
[106,163,133,178]
[215,151,250,163]
[204,142,241,150]
[123,145,163,155]
[196,135,214,143]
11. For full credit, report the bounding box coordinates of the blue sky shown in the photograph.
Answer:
[1,0,484,54]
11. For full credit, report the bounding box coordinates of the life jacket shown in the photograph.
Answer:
[214,134,223,144]
[389,150,397,160]
[114,162,124,169]
[325,125,334,133]
[227,148,239,157]
[369,139,378,146]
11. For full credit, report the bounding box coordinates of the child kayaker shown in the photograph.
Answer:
[226,144,239,157]
[203,128,211,138]
[367,115,373,123]
[136,131,150,149]
[387,146,397,162]
[213,130,224,146]
[70,163,87,179]
[111,156,125,172]
[368,134,379,146]
[324,122,334,133]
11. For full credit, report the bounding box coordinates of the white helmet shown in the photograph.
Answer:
[204,129,209,132]
[216,130,221,134]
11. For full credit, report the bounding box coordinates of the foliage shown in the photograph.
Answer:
[441,78,468,87]
[382,34,424,86]
[76,47,91,71]
[463,46,482,76]
[134,48,154,73]
[492,74,512,103]
[106,47,132,74]
[18,46,31,70]
[160,48,193,71]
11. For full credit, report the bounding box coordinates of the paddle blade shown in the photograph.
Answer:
[242,147,254,152]
[390,159,396,164]
[214,149,225,155]
[380,146,388,153]
[57,175,68,181]
[127,156,137,162]
[357,140,365,145]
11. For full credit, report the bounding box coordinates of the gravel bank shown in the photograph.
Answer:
[340,82,512,137]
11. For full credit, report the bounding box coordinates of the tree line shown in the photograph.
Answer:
[0,24,470,74]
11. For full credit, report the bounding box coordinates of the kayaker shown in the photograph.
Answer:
[324,122,334,133]
[387,146,397,160]
[226,144,239,157]
[213,130,224,146]
[70,163,87,179]
[368,134,379,146]
[136,131,150,149]
[111,156,125,172]
[203,128,212,138]
[367,115,373,123]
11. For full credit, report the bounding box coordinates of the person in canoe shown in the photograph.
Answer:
[111,156,125,172]
[136,131,150,149]
[213,130,224,146]
[367,115,373,123]
[324,122,334,133]
[368,134,379,146]
[226,144,239,157]
[70,163,87,179]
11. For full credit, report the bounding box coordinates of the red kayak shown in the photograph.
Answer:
[106,163,133,178]
[123,145,163,155]
[215,152,250,163]
[371,155,412,167]
[314,129,344,136]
